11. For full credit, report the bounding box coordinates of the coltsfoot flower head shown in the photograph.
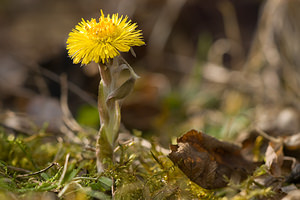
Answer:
[67,10,145,65]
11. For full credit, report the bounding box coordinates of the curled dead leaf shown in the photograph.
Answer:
[265,142,284,177]
[284,133,300,150]
[168,129,257,189]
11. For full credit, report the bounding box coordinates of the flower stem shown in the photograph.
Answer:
[96,59,121,172]
[95,57,137,173]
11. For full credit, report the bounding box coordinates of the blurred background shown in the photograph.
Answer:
[1,0,300,147]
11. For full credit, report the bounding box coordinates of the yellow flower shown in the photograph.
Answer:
[67,10,145,65]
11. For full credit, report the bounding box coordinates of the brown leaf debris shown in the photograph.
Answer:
[168,129,257,189]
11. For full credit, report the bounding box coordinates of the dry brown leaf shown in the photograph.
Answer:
[281,133,300,161]
[168,129,257,189]
[265,142,284,177]
[284,133,300,150]
[282,189,300,200]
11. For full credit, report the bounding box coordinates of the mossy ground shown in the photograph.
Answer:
[0,127,276,200]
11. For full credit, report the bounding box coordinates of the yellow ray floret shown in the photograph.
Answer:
[67,10,145,65]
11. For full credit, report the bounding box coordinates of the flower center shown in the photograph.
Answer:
[86,19,118,41]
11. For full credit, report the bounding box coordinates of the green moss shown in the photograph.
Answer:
[0,128,277,200]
